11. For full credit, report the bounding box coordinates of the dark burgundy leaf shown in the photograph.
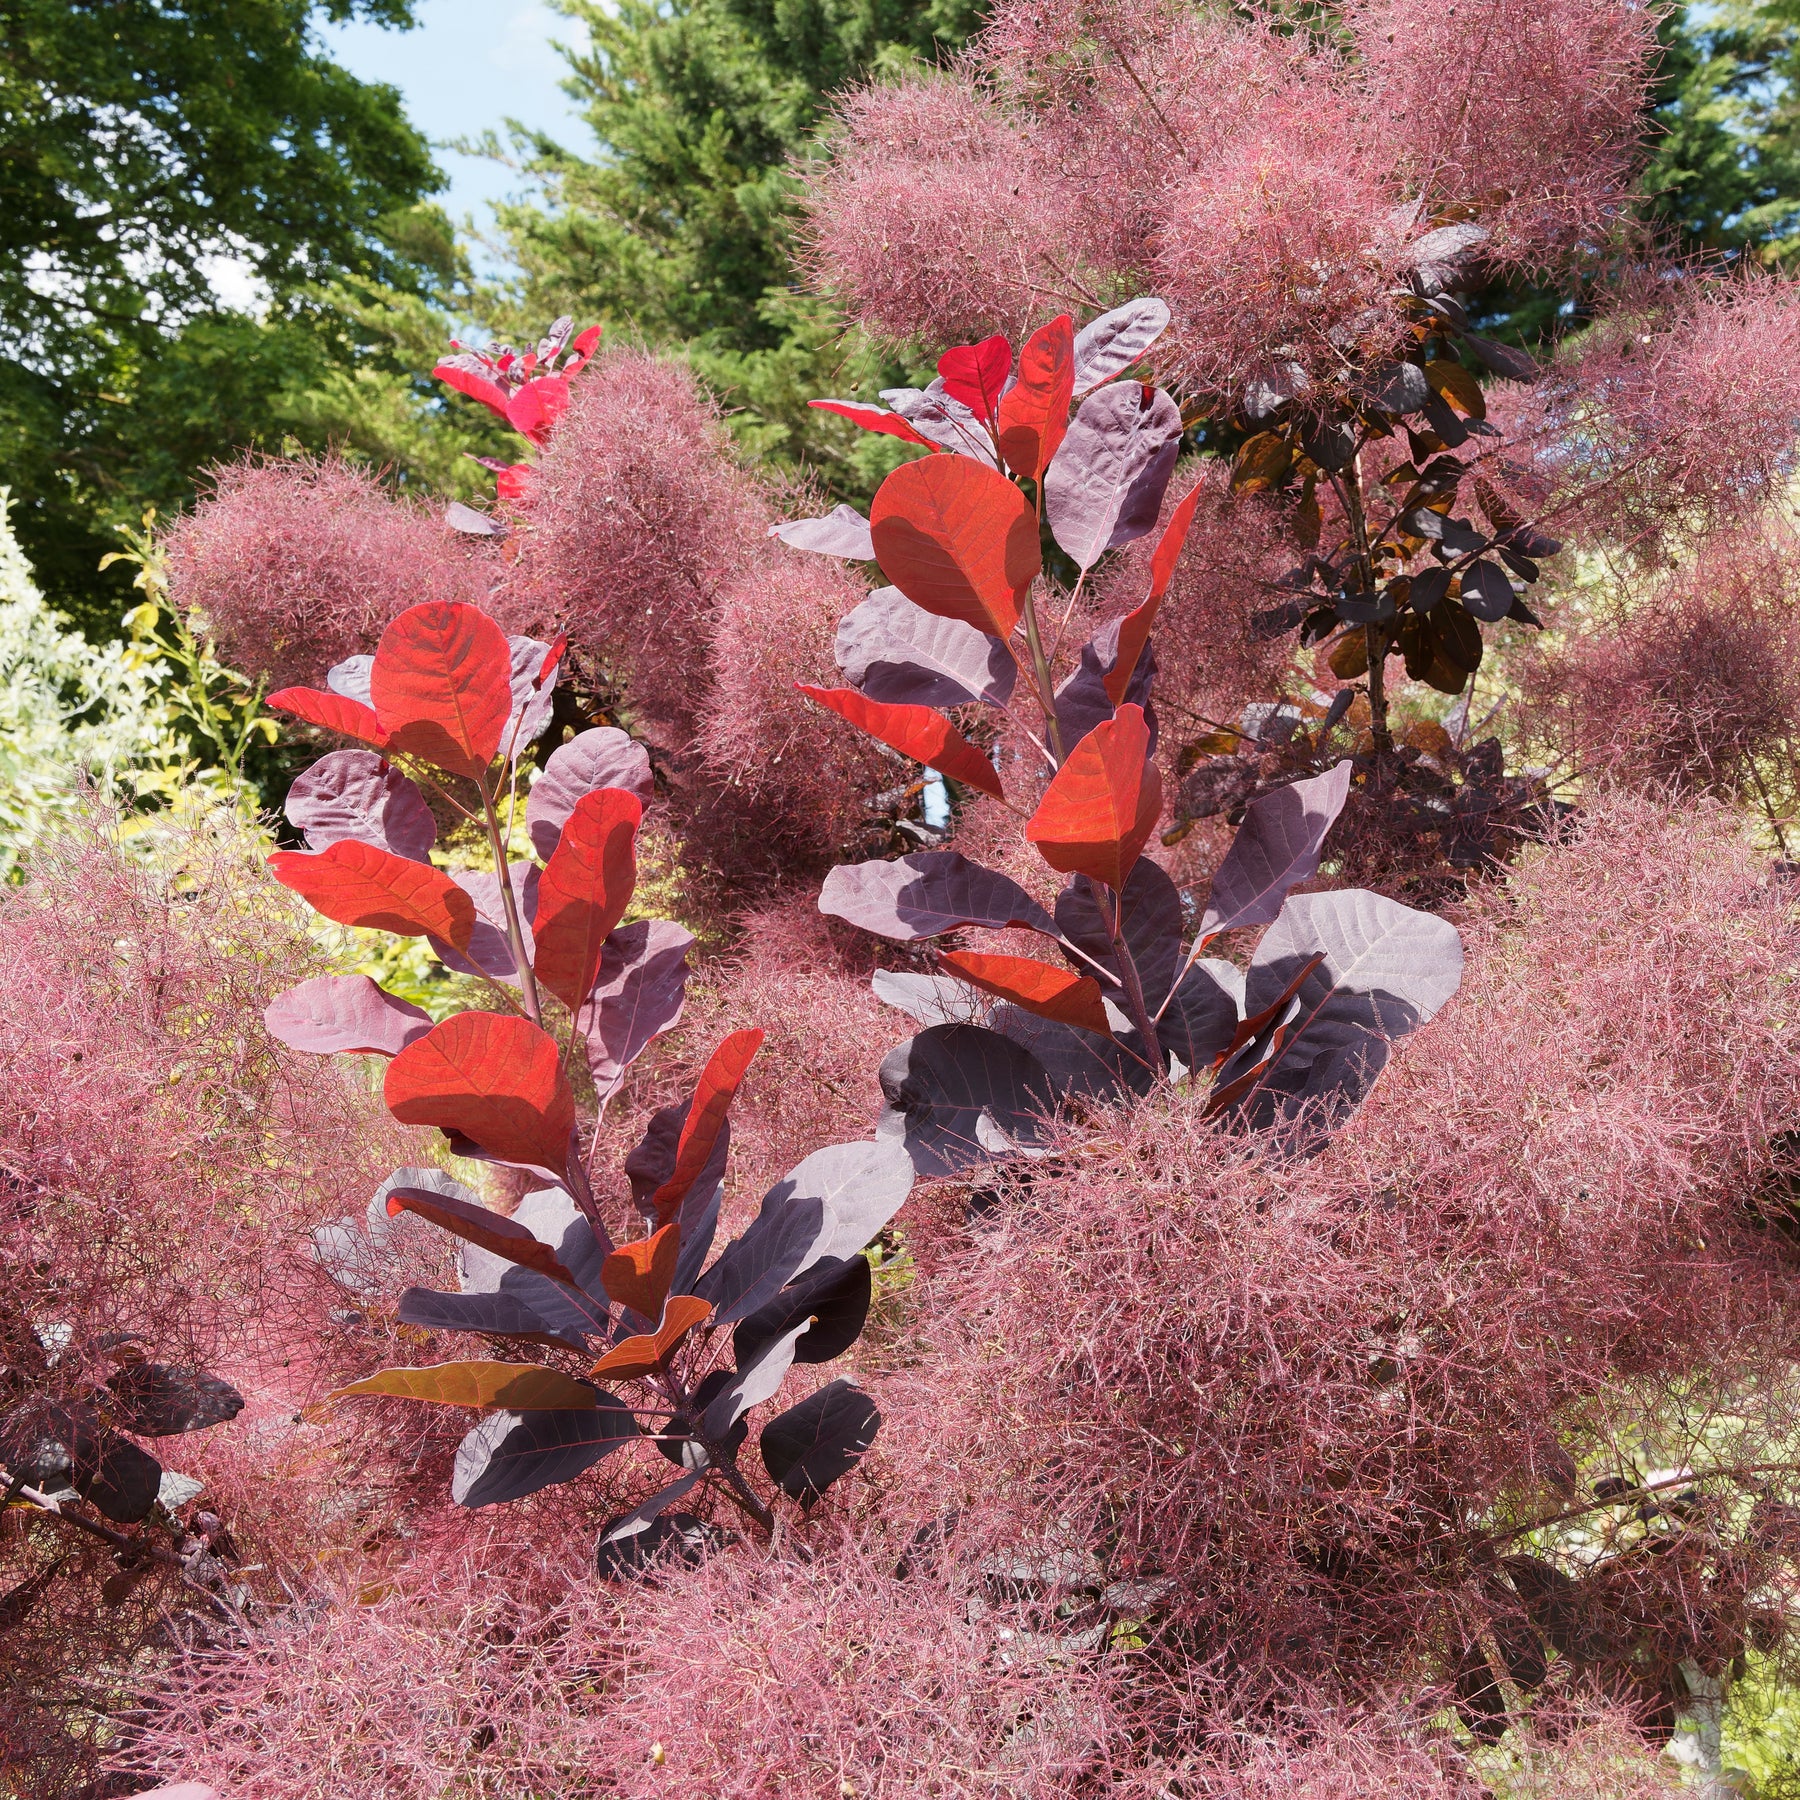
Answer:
[1198,761,1353,941]
[1157,962,1241,1073]
[77,1427,163,1523]
[1053,620,1156,753]
[106,1365,244,1436]
[1071,298,1171,393]
[877,1024,1058,1175]
[1466,334,1537,381]
[595,1473,712,1578]
[1460,560,1515,623]
[699,1318,814,1438]
[1367,362,1430,415]
[1409,566,1453,613]
[525,728,655,860]
[1408,221,1490,294]
[1045,383,1184,570]
[428,864,538,982]
[285,749,436,862]
[835,586,1016,710]
[988,1003,1148,1102]
[733,1255,872,1369]
[819,851,1056,941]
[760,1380,881,1505]
[1055,860,1183,1010]
[394,1284,587,1348]
[579,920,694,1099]
[450,1395,638,1506]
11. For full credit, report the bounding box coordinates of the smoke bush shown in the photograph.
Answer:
[164,454,493,689]
[896,791,1800,1715]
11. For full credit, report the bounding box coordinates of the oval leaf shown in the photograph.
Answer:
[369,602,514,778]
[798,685,1003,800]
[266,685,387,749]
[285,749,436,861]
[997,315,1075,480]
[1072,297,1171,393]
[602,1221,681,1317]
[264,973,432,1058]
[580,919,695,1100]
[333,1362,599,1411]
[1026,704,1163,891]
[818,850,1056,941]
[771,505,875,559]
[869,456,1039,640]
[1198,761,1353,941]
[760,1379,881,1506]
[450,1397,638,1507]
[385,1013,576,1174]
[1045,383,1184,570]
[385,1182,585,1288]
[268,841,476,950]
[939,950,1112,1036]
[533,787,642,1013]
[526,727,654,859]
[836,585,1017,711]
[807,398,934,447]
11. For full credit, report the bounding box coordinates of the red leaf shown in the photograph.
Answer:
[1026,704,1163,890]
[997,317,1074,479]
[647,1029,764,1222]
[267,686,387,750]
[434,360,512,422]
[1148,481,1204,604]
[588,1295,711,1380]
[384,1185,583,1288]
[601,1221,681,1317]
[268,841,476,949]
[506,375,571,444]
[797,685,1003,800]
[536,634,568,686]
[370,602,514,778]
[496,464,533,504]
[1100,487,1204,705]
[938,333,1012,423]
[869,456,1040,640]
[569,324,603,365]
[808,398,936,448]
[939,950,1112,1036]
[532,788,642,1013]
[385,1012,576,1173]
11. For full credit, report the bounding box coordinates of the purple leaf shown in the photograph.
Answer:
[1045,383,1184,570]
[761,1380,880,1506]
[1053,619,1156,753]
[1158,963,1240,1073]
[770,504,876,559]
[819,851,1056,941]
[1198,761,1353,941]
[105,1364,244,1436]
[505,636,557,750]
[285,749,437,863]
[870,969,984,1027]
[595,1471,705,1574]
[1071,298,1170,394]
[691,1187,825,1327]
[699,1318,813,1437]
[526,727,654,859]
[429,864,538,981]
[325,655,373,705]
[264,973,433,1058]
[578,919,695,1098]
[447,501,507,538]
[876,1024,1057,1176]
[880,381,1000,466]
[732,1255,871,1369]
[1220,889,1463,1135]
[835,586,1017,710]
[450,1394,638,1506]
[1408,222,1490,295]
[1055,860,1183,1007]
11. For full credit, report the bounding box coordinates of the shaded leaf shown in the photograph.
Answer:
[268,841,475,950]
[333,1362,599,1411]
[940,950,1111,1036]
[1054,618,1156,753]
[646,1030,763,1222]
[1198,760,1353,940]
[385,1183,583,1289]
[798,685,1003,799]
[1071,298,1170,393]
[450,1395,638,1506]
[877,1023,1058,1176]
[700,1318,813,1437]
[870,455,1039,639]
[770,505,875,559]
[264,974,432,1058]
[579,920,695,1100]
[595,1473,709,1578]
[1460,560,1515,623]
[428,864,536,982]
[602,1222,681,1317]
[733,1255,872,1370]
[871,969,984,1027]
[1055,856,1183,1010]
[761,1380,881,1506]
[533,787,642,1013]
[284,749,435,862]
[1046,382,1184,569]
[987,1003,1145,1103]
[394,1285,586,1349]
[526,728,654,860]
[1157,962,1241,1073]
[503,635,558,750]
[105,1365,244,1436]
[818,850,1056,941]
[1027,705,1162,890]
[369,602,514,778]
[1466,334,1537,381]
[385,1013,575,1174]
[881,381,1001,464]
[835,585,1017,710]
[997,315,1074,478]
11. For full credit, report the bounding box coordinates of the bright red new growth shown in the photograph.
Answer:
[798,686,1004,800]
[265,686,388,750]
[384,1012,576,1174]
[1103,590,1165,708]
[648,1029,765,1222]
[807,398,936,449]
[384,1185,583,1289]
[939,950,1112,1036]
[267,841,476,949]
[601,1221,682,1318]
[589,1295,713,1379]
[1026,704,1163,891]
[369,602,514,779]
[997,315,1074,479]
[869,455,1040,640]
[1149,482,1204,604]
[532,787,643,1013]
[937,332,1012,423]
[507,375,571,444]
[433,360,509,421]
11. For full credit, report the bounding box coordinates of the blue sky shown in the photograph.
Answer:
[318,0,595,256]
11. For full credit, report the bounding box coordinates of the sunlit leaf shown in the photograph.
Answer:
[285,749,435,862]
[808,398,935,447]
[268,841,476,949]
[532,787,642,1013]
[589,1295,713,1379]
[602,1221,682,1317]
[384,1181,585,1288]
[369,602,514,778]
[940,950,1112,1036]
[264,973,432,1058]
[1026,704,1162,891]
[332,1362,599,1411]
[798,684,1003,799]
[646,1029,763,1222]
[997,316,1074,479]
[266,685,387,749]
[937,332,1012,422]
